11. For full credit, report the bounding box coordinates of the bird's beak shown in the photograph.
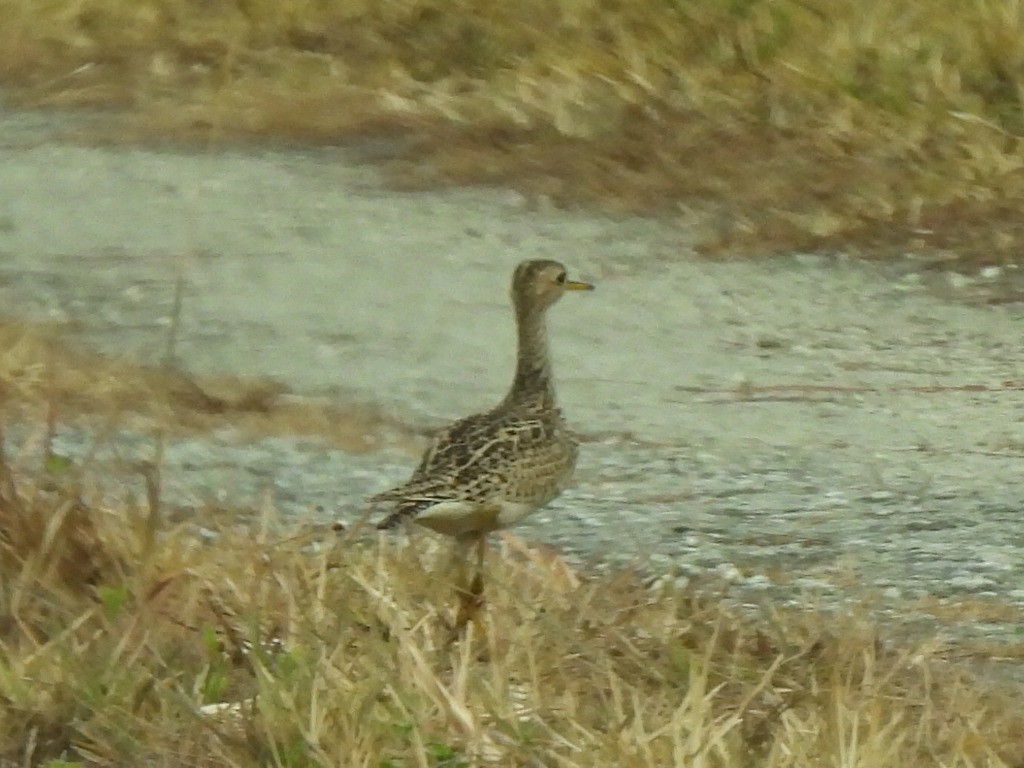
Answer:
[564,279,595,291]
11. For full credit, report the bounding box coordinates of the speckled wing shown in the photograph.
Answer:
[372,406,577,530]
[408,410,505,483]
[371,410,504,528]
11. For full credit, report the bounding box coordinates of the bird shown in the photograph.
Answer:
[370,259,594,624]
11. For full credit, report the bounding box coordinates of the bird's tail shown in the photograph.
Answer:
[376,511,407,530]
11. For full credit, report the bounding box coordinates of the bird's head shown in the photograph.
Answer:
[511,259,594,312]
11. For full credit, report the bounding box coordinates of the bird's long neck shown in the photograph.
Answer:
[504,297,556,409]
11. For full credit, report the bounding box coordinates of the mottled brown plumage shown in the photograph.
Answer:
[372,259,593,537]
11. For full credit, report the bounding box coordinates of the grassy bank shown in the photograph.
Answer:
[1,426,1023,767]
[2,0,1024,263]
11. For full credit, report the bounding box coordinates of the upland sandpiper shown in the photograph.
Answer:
[372,259,593,621]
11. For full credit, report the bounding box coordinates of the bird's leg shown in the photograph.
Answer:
[449,534,473,595]
[469,533,487,599]
[453,533,487,631]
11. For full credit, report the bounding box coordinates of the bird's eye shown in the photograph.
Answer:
[555,272,566,285]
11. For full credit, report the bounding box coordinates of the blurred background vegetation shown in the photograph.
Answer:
[2,0,1024,261]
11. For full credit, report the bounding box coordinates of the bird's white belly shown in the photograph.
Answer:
[495,500,538,527]
[414,499,539,536]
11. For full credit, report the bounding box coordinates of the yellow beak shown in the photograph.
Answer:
[564,280,595,291]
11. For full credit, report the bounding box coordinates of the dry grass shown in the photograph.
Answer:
[0,321,418,453]
[0,424,1022,768]
[2,0,1024,263]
